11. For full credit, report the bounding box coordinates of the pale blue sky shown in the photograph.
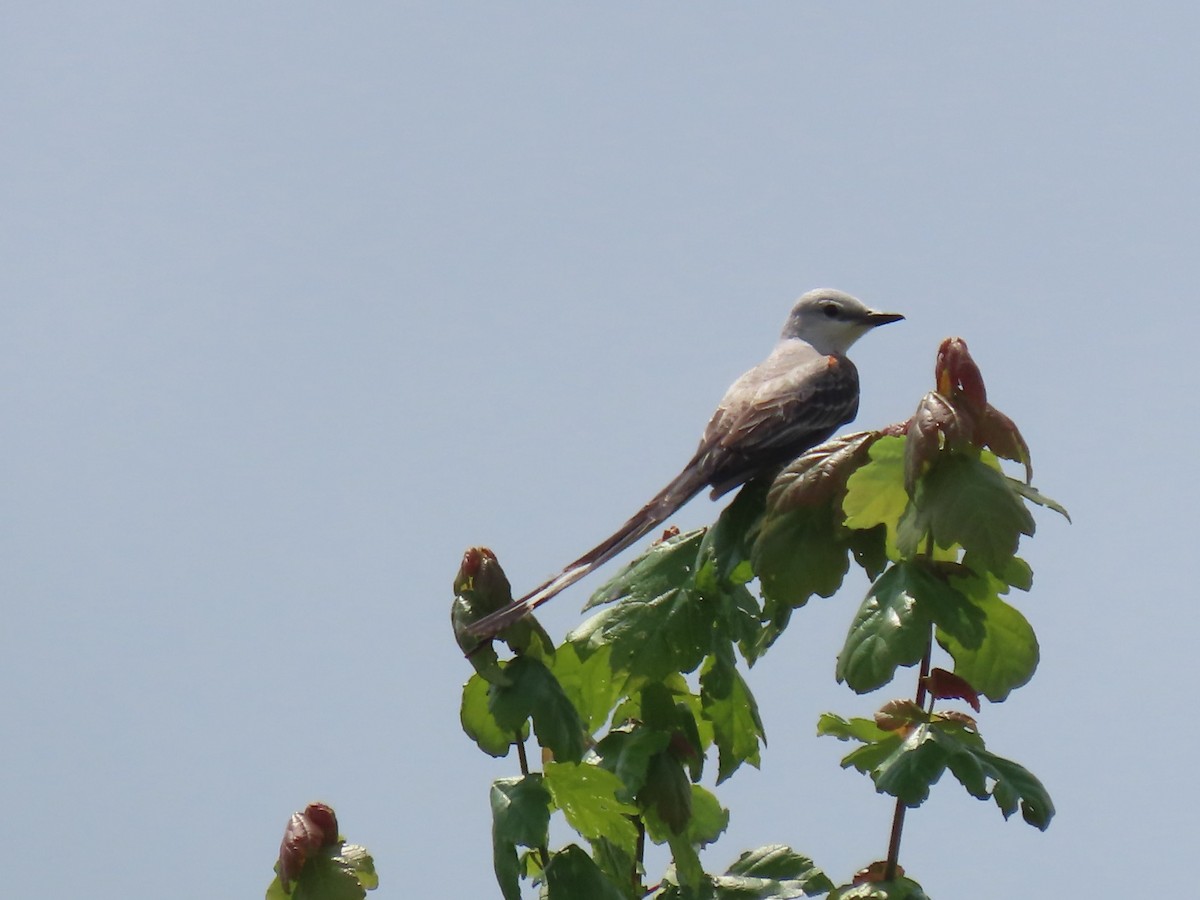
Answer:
[3,4,1196,898]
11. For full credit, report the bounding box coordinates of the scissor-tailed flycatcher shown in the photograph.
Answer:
[468,288,903,639]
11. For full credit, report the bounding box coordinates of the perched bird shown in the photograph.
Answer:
[468,288,903,639]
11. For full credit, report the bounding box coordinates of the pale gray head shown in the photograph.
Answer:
[780,288,904,355]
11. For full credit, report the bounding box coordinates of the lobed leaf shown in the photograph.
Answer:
[491,775,551,851]
[701,654,765,783]
[490,776,550,900]
[583,528,707,613]
[754,504,852,613]
[270,841,378,900]
[939,731,1055,828]
[836,565,935,693]
[570,530,716,684]
[546,642,622,733]
[842,437,908,550]
[594,725,672,802]
[714,844,835,898]
[939,573,1039,702]
[488,656,587,763]
[816,713,891,744]
[870,725,950,806]
[686,785,730,847]
[639,750,694,837]
[751,435,891,652]
[544,845,628,900]
[543,762,640,857]
[829,876,929,899]
[460,672,517,757]
[901,452,1035,575]
[766,431,882,510]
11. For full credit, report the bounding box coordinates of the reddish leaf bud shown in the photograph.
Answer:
[935,337,988,409]
[278,802,339,890]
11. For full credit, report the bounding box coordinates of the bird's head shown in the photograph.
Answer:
[781,288,904,355]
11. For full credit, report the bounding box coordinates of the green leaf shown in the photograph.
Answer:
[452,595,511,684]
[822,718,952,807]
[632,786,729,897]
[488,656,587,763]
[843,436,910,544]
[838,733,906,776]
[461,672,517,757]
[816,713,890,744]
[978,553,1033,592]
[547,642,622,733]
[847,524,889,581]
[490,776,549,900]
[274,842,378,900]
[692,486,772,666]
[939,574,1039,702]
[753,502,851,614]
[633,681,706,782]
[594,725,672,802]
[697,562,761,657]
[544,761,640,857]
[829,876,929,900]
[588,836,639,897]
[910,562,986,649]
[902,452,1035,573]
[662,831,707,892]
[491,775,551,850]
[870,725,951,806]
[607,673,713,760]
[835,565,933,693]
[700,655,765,782]
[640,750,694,837]
[686,785,730,847]
[584,527,706,612]
[751,434,889,630]
[570,529,716,683]
[544,845,628,900]
[837,562,985,693]
[943,738,1055,829]
[700,478,769,586]
[714,844,835,898]
[818,714,904,776]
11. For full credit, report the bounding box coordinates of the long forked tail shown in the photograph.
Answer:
[466,463,709,639]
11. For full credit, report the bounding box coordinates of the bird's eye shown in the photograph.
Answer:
[821,303,839,319]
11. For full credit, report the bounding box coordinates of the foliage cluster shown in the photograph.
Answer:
[452,338,1065,899]
[269,338,1066,899]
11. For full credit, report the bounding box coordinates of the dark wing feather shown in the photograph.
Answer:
[698,351,861,496]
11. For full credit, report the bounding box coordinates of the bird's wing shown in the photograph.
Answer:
[697,347,861,495]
